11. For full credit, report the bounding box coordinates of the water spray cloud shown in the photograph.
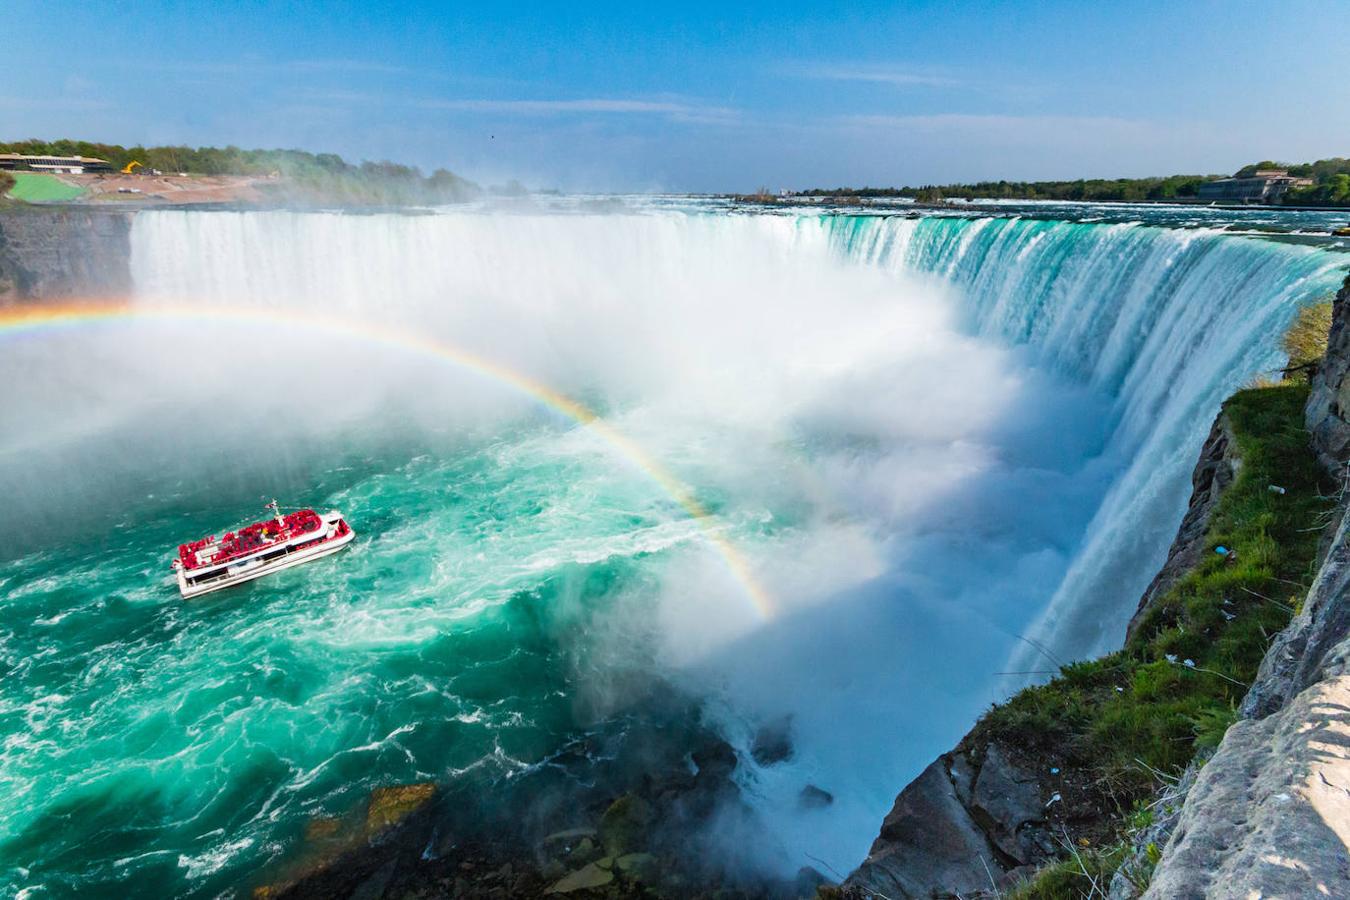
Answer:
[0,299,775,620]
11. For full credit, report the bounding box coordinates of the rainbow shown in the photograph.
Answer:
[0,299,775,618]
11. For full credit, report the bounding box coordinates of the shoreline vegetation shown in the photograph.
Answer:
[786,158,1350,207]
[1002,381,1329,897]
[0,139,484,206]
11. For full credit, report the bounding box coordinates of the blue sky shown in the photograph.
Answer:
[5,0,1347,192]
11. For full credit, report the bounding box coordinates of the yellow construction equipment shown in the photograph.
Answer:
[121,160,143,175]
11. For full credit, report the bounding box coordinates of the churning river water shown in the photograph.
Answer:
[1,201,1347,896]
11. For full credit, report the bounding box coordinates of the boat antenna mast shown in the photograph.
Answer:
[267,498,284,526]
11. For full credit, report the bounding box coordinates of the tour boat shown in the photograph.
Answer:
[171,500,355,599]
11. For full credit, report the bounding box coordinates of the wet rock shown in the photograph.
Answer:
[1127,412,1241,641]
[691,740,738,780]
[971,743,1044,864]
[549,861,615,893]
[845,758,1004,898]
[349,859,397,900]
[540,827,597,851]
[598,794,654,857]
[949,751,976,806]
[0,208,132,302]
[366,783,436,834]
[1307,274,1350,472]
[798,785,834,809]
[569,837,599,862]
[794,865,829,895]
[614,852,656,877]
[304,817,341,842]
[750,715,794,766]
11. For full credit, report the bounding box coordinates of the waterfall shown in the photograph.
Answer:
[811,215,1346,664]
[115,207,1347,877]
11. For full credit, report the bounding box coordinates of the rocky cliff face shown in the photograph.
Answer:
[0,207,132,302]
[845,745,1054,898]
[1142,273,1350,899]
[1126,414,1241,642]
[1306,275,1350,474]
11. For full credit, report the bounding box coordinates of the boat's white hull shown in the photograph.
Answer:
[177,520,355,599]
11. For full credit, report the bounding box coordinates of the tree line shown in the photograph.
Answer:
[0,139,482,205]
[801,158,1350,206]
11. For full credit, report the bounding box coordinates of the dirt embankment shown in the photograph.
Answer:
[54,171,275,205]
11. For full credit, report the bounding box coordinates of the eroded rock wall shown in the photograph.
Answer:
[0,207,132,303]
[1307,275,1350,474]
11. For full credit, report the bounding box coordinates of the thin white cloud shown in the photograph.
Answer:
[284,59,415,75]
[793,63,961,88]
[416,97,736,117]
[111,58,420,78]
[840,112,1149,135]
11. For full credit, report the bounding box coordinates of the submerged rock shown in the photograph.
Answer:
[366,782,436,834]
[304,817,341,842]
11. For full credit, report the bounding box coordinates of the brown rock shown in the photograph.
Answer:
[366,782,436,834]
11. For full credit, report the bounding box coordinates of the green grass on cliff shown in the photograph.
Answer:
[983,383,1332,897]
[5,172,85,202]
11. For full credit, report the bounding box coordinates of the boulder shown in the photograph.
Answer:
[691,740,738,780]
[549,861,615,893]
[614,852,657,879]
[750,715,794,766]
[799,785,834,809]
[598,794,654,857]
[970,744,1044,864]
[846,758,1004,898]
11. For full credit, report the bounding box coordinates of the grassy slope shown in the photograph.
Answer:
[6,172,85,202]
[980,384,1331,897]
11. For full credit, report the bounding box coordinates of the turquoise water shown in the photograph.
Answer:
[1,417,750,896]
[1,207,1346,896]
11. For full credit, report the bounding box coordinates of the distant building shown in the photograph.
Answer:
[1198,168,1315,204]
[0,153,113,174]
